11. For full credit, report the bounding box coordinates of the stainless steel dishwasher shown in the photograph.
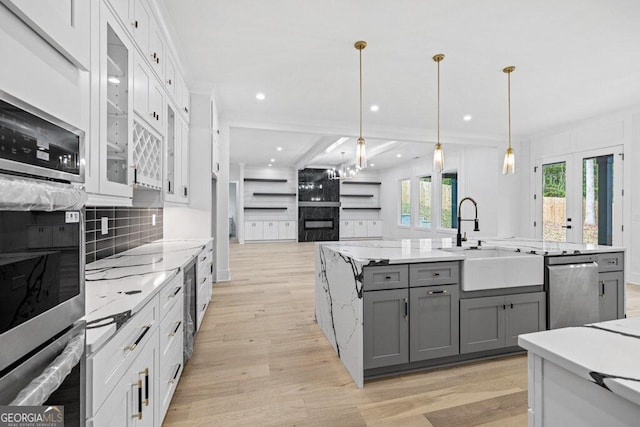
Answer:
[545,254,600,329]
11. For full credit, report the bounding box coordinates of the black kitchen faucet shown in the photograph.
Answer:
[456,197,479,246]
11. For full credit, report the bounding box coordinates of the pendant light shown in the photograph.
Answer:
[433,54,445,172]
[355,41,367,170]
[503,66,516,174]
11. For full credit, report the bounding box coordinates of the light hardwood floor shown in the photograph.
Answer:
[164,242,640,426]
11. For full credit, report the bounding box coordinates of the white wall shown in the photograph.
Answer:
[379,144,524,242]
[527,107,639,283]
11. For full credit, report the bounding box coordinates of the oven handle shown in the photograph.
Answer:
[9,332,85,406]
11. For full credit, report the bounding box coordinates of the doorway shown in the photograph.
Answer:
[535,146,623,245]
[229,181,238,241]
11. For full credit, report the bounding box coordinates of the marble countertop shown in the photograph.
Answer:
[519,317,640,407]
[84,238,212,354]
[318,237,624,265]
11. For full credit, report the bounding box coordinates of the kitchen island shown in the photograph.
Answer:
[519,317,640,426]
[315,238,625,388]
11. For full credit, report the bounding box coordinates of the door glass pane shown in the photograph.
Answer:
[418,176,431,228]
[542,162,567,242]
[441,171,458,229]
[582,155,614,245]
[400,179,411,225]
[106,24,129,185]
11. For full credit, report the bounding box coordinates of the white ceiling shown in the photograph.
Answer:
[163,0,640,168]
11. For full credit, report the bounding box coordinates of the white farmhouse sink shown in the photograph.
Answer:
[446,248,544,291]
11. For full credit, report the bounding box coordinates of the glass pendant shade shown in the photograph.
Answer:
[433,142,444,172]
[503,146,515,174]
[356,137,367,170]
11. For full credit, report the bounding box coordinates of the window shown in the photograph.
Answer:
[582,155,614,245]
[400,179,411,225]
[441,171,458,229]
[418,176,432,228]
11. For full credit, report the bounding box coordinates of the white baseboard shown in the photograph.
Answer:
[216,269,231,281]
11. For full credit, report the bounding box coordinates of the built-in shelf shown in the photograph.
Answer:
[342,207,382,210]
[342,181,381,185]
[244,178,288,183]
[244,207,288,210]
[340,194,374,198]
[253,193,296,197]
[107,54,124,77]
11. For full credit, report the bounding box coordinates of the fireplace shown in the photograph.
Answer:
[298,168,340,242]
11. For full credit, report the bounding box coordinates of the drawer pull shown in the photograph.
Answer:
[139,368,149,406]
[200,277,207,284]
[169,286,181,297]
[433,272,440,277]
[170,363,182,384]
[170,321,182,336]
[125,325,151,351]
[607,260,617,265]
[200,255,207,261]
[133,379,143,419]
[201,303,207,312]
[428,290,447,295]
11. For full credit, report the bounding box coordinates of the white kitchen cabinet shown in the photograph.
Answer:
[148,18,164,79]
[1,0,91,69]
[133,51,164,132]
[340,220,355,239]
[211,130,220,176]
[179,117,190,202]
[176,72,190,122]
[105,0,132,31]
[99,4,134,199]
[164,52,177,101]
[131,0,150,57]
[245,221,264,241]
[278,220,297,240]
[367,220,382,237]
[263,221,279,240]
[354,220,368,238]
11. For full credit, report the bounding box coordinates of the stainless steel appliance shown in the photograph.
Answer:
[545,255,600,329]
[0,92,86,426]
[0,90,84,183]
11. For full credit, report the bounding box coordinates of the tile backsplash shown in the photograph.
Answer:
[86,207,163,264]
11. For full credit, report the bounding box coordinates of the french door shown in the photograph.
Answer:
[535,146,623,245]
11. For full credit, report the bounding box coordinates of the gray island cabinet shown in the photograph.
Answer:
[315,239,625,388]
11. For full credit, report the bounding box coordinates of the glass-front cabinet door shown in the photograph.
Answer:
[536,146,623,245]
[100,4,134,198]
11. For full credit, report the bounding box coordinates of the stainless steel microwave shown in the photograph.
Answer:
[0,90,84,183]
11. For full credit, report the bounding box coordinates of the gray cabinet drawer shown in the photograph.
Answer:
[363,265,408,291]
[409,262,459,287]
[597,252,623,272]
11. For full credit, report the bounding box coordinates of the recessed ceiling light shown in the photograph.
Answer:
[370,163,375,167]
[325,137,349,153]
[256,93,266,100]
[108,76,120,84]
[463,114,472,121]
[276,147,282,151]
[270,158,275,162]
[397,153,402,158]
[268,163,272,167]
[370,105,379,112]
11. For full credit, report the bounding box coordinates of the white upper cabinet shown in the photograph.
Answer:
[105,0,132,29]
[131,0,150,56]
[179,117,190,202]
[133,52,164,132]
[164,53,177,100]
[149,17,164,79]
[176,72,190,122]
[1,0,91,69]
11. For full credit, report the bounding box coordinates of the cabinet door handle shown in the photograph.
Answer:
[169,286,181,297]
[170,321,182,337]
[600,280,606,297]
[403,298,408,319]
[167,79,172,85]
[124,325,151,351]
[501,304,507,310]
[607,260,617,265]
[385,275,391,280]
[200,255,207,261]
[200,277,207,284]
[133,379,143,419]
[139,368,149,406]
[170,363,182,383]
[510,303,514,309]
[183,186,188,197]
[132,20,139,28]
[201,303,207,312]
[427,290,447,295]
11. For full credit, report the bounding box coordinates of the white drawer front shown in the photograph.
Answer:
[159,271,184,319]
[159,340,183,423]
[159,292,184,359]
[89,295,159,415]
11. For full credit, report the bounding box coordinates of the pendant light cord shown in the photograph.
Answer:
[437,58,440,144]
[359,47,363,141]
[507,70,512,150]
